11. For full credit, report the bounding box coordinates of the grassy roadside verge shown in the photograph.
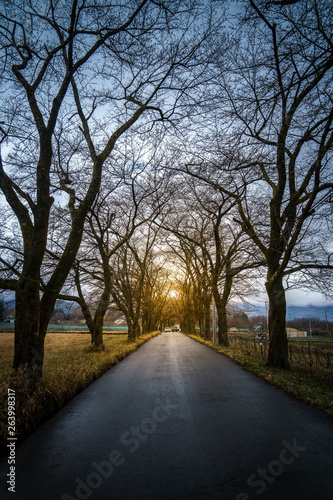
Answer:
[0,332,159,459]
[187,334,333,419]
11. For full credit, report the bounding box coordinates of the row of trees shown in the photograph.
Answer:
[173,0,333,367]
[0,0,222,378]
[287,317,333,337]
[0,0,333,379]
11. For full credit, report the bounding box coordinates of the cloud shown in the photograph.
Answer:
[285,290,331,307]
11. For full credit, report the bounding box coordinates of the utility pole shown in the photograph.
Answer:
[265,300,269,333]
[212,297,217,344]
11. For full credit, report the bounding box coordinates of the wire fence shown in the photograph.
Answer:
[228,334,333,376]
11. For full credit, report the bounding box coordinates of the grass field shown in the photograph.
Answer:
[0,331,127,358]
[0,331,159,458]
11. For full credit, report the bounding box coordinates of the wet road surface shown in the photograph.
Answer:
[0,332,332,500]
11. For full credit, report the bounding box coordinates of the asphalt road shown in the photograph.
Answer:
[0,332,332,500]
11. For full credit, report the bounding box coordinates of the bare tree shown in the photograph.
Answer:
[160,173,264,345]
[111,224,159,340]
[0,0,220,378]
[57,148,168,348]
[168,242,201,336]
[140,254,176,334]
[174,237,212,339]
[185,0,333,367]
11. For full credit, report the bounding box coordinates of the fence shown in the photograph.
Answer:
[228,334,333,376]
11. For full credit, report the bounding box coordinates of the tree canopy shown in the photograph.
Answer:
[0,0,332,376]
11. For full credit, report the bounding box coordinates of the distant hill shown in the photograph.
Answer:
[245,303,333,321]
[3,294,333,321]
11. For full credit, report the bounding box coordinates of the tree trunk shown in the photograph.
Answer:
[128,324,140,340]
[127,318,140,341]
[203,292,211,340]
[212,273,230,347]
[12,142,54,379]
[12,196,101,379]
[198,316,203,338]
[195,285,204,337]
[90,265,113,350]
[266,274,290,369]
[75,291,104,350]
[181,293,196,334]
[141,307,149,334]
[13,282,44,380]
[91,323,104,350]
[187,315,196,335]
[91,302,106,350]
[216,297,229,346]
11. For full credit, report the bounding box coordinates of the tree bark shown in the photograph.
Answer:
[266,274,290,369]
[215,296,229,347]
[203,290,211,340]
[212,264,232,347]
[90,259,113,350]
[73,295,104,350]
[74,260,108,350]
[90,323,105,350]
[127,318,140,341]
[13,282,44,379]
[141,310,149,335]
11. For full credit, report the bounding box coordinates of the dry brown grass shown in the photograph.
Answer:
[0,331,126,359]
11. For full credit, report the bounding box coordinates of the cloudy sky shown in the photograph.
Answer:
[285,289,332,307]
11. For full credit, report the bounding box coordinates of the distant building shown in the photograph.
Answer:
[286,327,307,338]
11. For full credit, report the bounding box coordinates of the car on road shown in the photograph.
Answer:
[172,324,181,332]
[164,326,172,332]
